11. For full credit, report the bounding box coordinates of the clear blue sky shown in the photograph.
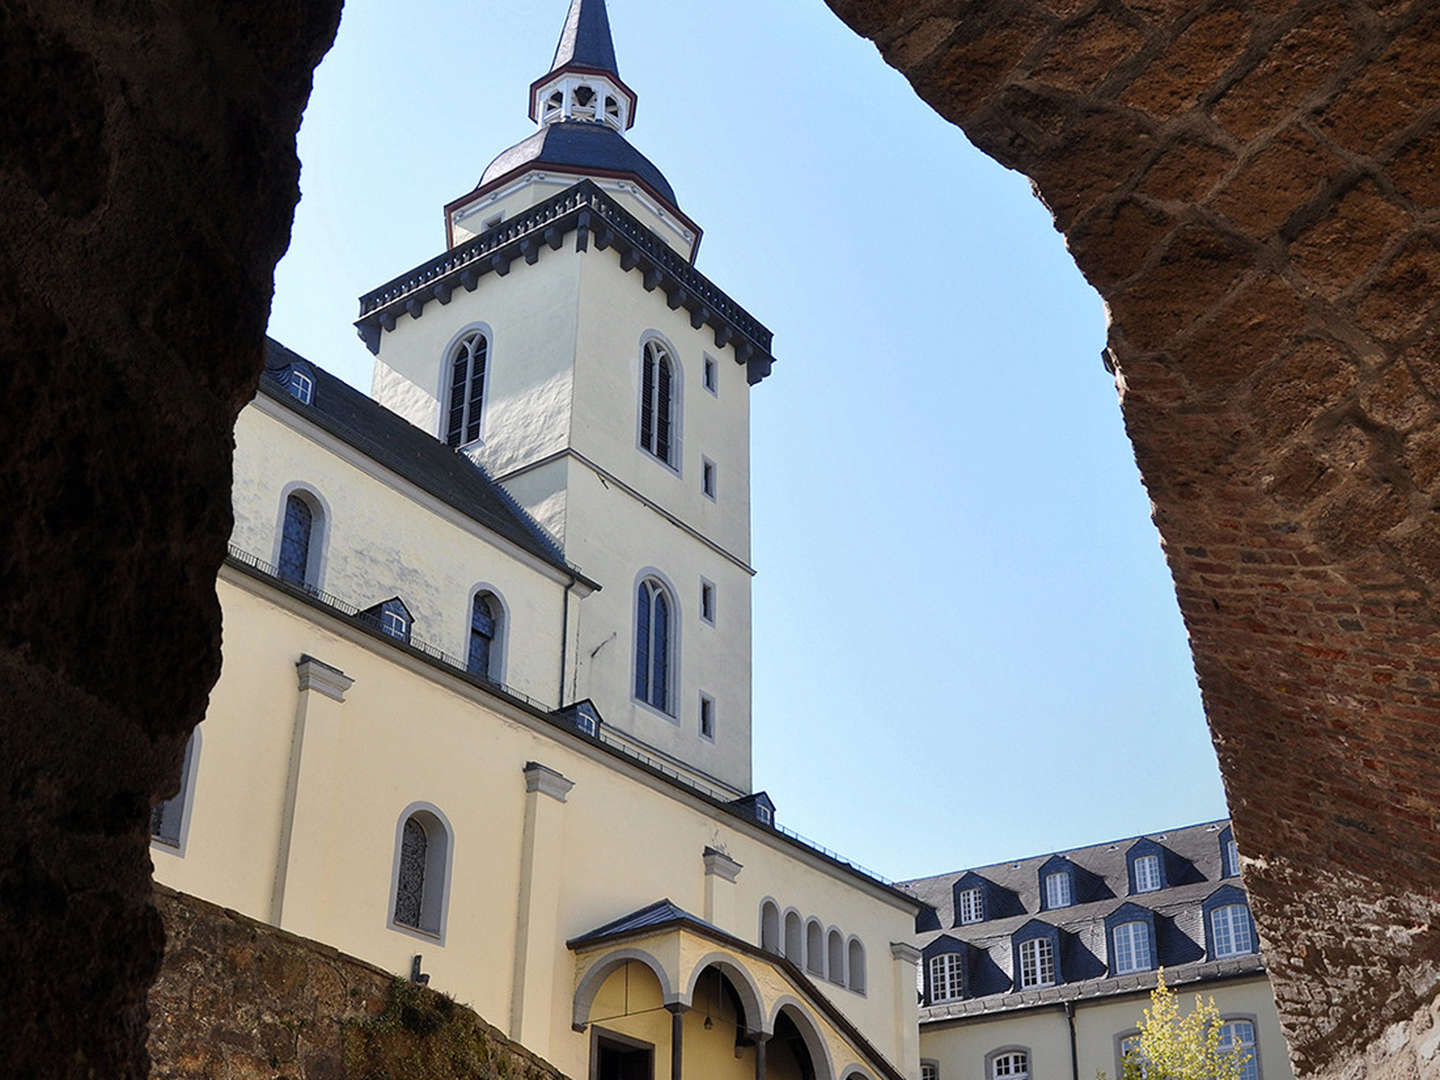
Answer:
[267,0,1229,882]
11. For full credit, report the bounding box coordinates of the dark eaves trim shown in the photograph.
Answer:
[254,377,601,594]
[566,912,907,1080]
[359,180,774,386]
[223,553,911,907]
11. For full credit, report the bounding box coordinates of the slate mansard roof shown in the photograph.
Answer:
[260,338,594,588]
[479,122,678,210]
[903,820,1261,1020]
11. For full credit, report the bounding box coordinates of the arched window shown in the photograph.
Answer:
[806,919,825,976]
[639,340,677,467]
[468,591,502,681]
[760,901,781,954]
[634,577,674,713]
[1218,1020,1259,1080]
[445,330,489,448]
[784,910,803,964]
[279,493,316,587]
[827,929,846,985]
[390,806,452,940]
[990,1050,1030,1080]
[847,938,866,993]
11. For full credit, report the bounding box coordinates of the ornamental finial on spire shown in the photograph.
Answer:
[529,0,637,131]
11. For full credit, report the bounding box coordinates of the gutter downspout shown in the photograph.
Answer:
[1065,1002,1079,1080]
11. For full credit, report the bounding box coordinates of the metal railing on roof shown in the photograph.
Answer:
[223,543,895,889]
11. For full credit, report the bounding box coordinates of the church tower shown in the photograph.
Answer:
[357,0,776,795]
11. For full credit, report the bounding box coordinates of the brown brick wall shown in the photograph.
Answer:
[820,2,1440,1078]
[149,887,570,1080]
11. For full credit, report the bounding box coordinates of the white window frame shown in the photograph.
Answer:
[958,887,984,925]
[922,1063,941,1080]
[991,1050,1030,1080]
[1134,854,1161,893]
[1045,871,1073,908]
[1211,904,1254,957]
[1112,920,1150,974]
[929,953,964,1004]
[1225,838,1240,876]
[1218,1020,1259,1080]
[381,609,409,640]
[288,369,313,404]
[1018,937,1055,988]
[756,804,772,826]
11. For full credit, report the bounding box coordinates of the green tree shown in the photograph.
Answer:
[1107,972,1250,1080]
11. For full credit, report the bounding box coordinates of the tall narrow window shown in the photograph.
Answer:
[634,577,673,714]
[1218,1021,1258,1080]
[639,340,676,466]
[445,330,489,447]
[930,953,965,1003]
[1134,854,1162,893]
[151,732,198,848]
[394,816,428,929]
[1225,838,1240,877]
[806,920,824,975]
[699,693,715,739]
[1211,904,1254,957]
[279,494,314,587]
[469,592,499,679]
[847,938,866,993]
[1018,938,1055,988]
[760,901,781,954]
[828,929,846,985]
[1112,921,1151,974]
[1045,871,1073,909]
[958,887,985,925]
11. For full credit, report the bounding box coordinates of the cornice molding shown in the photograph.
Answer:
[524,760,576,802]
[295,655,355,702]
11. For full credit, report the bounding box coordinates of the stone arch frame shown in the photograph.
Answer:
[1217,1013,1263,1080]
[846,935,867,994]
[572,948,678,1030]
[635,328,684,475]
[841,1067,878,1080]
[759,897,782,954]
[768,997,836,1080]
[683,952,770,1037]
[630,565,682,720]
[433,321,495,448]
[270,481,333,591]
[782,907,804,965]
[385,800,455,946]
[826,925,846,986]
[985,1044,1034,1080]
[805,916,826,977]
[463,582,510,685]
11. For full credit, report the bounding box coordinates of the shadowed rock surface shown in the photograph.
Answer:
[0,1,340,1074]
[821,2,1440,1078]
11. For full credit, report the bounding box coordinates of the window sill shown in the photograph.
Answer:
[632,696,680,726]
[388,921,445,947]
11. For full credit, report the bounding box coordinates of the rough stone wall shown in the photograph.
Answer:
[149,887,568,1080]
[0,3,340,1076]
[820,1,1440,1078]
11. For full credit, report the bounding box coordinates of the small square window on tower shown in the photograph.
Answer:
[699,693,715,740]
[700,579,716,625]
[701,458,717,500]
[703,356,718,395]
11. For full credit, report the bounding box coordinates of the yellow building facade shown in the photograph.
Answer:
[149,5,1295,1080]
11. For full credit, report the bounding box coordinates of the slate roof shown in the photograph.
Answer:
[549,0,621,78]
[479,122,678,208]
[260,339,595,588]
[902,820,1262,1020]
[567,898,721,948]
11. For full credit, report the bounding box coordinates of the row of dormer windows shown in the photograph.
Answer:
[950,829,1242,928]
[923,891,1258,1005]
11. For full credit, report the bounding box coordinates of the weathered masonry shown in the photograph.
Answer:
[820,3,1440,1079]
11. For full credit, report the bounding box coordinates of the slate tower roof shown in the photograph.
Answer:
[549,0,620,79]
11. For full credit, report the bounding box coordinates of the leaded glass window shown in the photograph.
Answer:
[445,331,489,448]
[634,578,672,713]
[639,341,675,465]
[394,817,427,928]
[279,494,313,586]
[469,593,497,678]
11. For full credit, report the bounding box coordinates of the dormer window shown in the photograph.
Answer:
[958,888,984,925]
[1018,937,1055,988]
[288,368,313,404]
[1112,921,1151,974]
[1211,904,1254,957]
[1134,854,1161,893]
[1225,838,1240,876]
[380,602,410,643]
[756,804,772,826]
[929,953,964,1003]
[1044,872,1073,909]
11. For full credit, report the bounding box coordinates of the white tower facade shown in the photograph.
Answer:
[357,0,775,794]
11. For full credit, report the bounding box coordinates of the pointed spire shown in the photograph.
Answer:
[549,0,620,80]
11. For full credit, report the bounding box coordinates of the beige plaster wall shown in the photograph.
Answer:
[153,576,914,1080]
[229,403,570,706]
[918,976,1293,1080]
